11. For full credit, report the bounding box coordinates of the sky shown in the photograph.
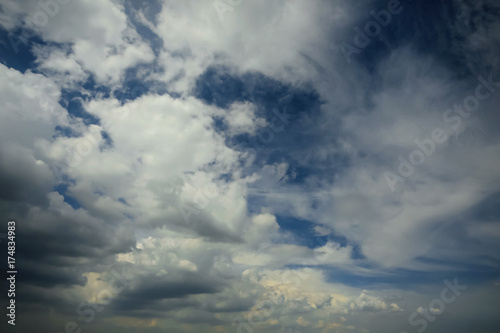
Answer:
[0,0,499,332]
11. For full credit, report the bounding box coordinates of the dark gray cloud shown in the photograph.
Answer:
[121,271,225,301]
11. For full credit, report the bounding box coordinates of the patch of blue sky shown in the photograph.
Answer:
[118,197,129,206]
[80,75,111,99]
[124,0,164,56]
[0,26,39,72]
[466,191,500,222]
[273,216,367,262]
[59,88,100,125]
[323,264,500,290]
[345,0,488,80]
[53,183,81,210]
[275,215,330,249]
[195,66,339,187]
[112,64,168,102]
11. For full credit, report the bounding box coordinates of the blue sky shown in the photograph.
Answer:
[0,0,499,332]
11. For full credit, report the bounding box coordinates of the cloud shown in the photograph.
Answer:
[1,0,154,85]
[0,0,499,332]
